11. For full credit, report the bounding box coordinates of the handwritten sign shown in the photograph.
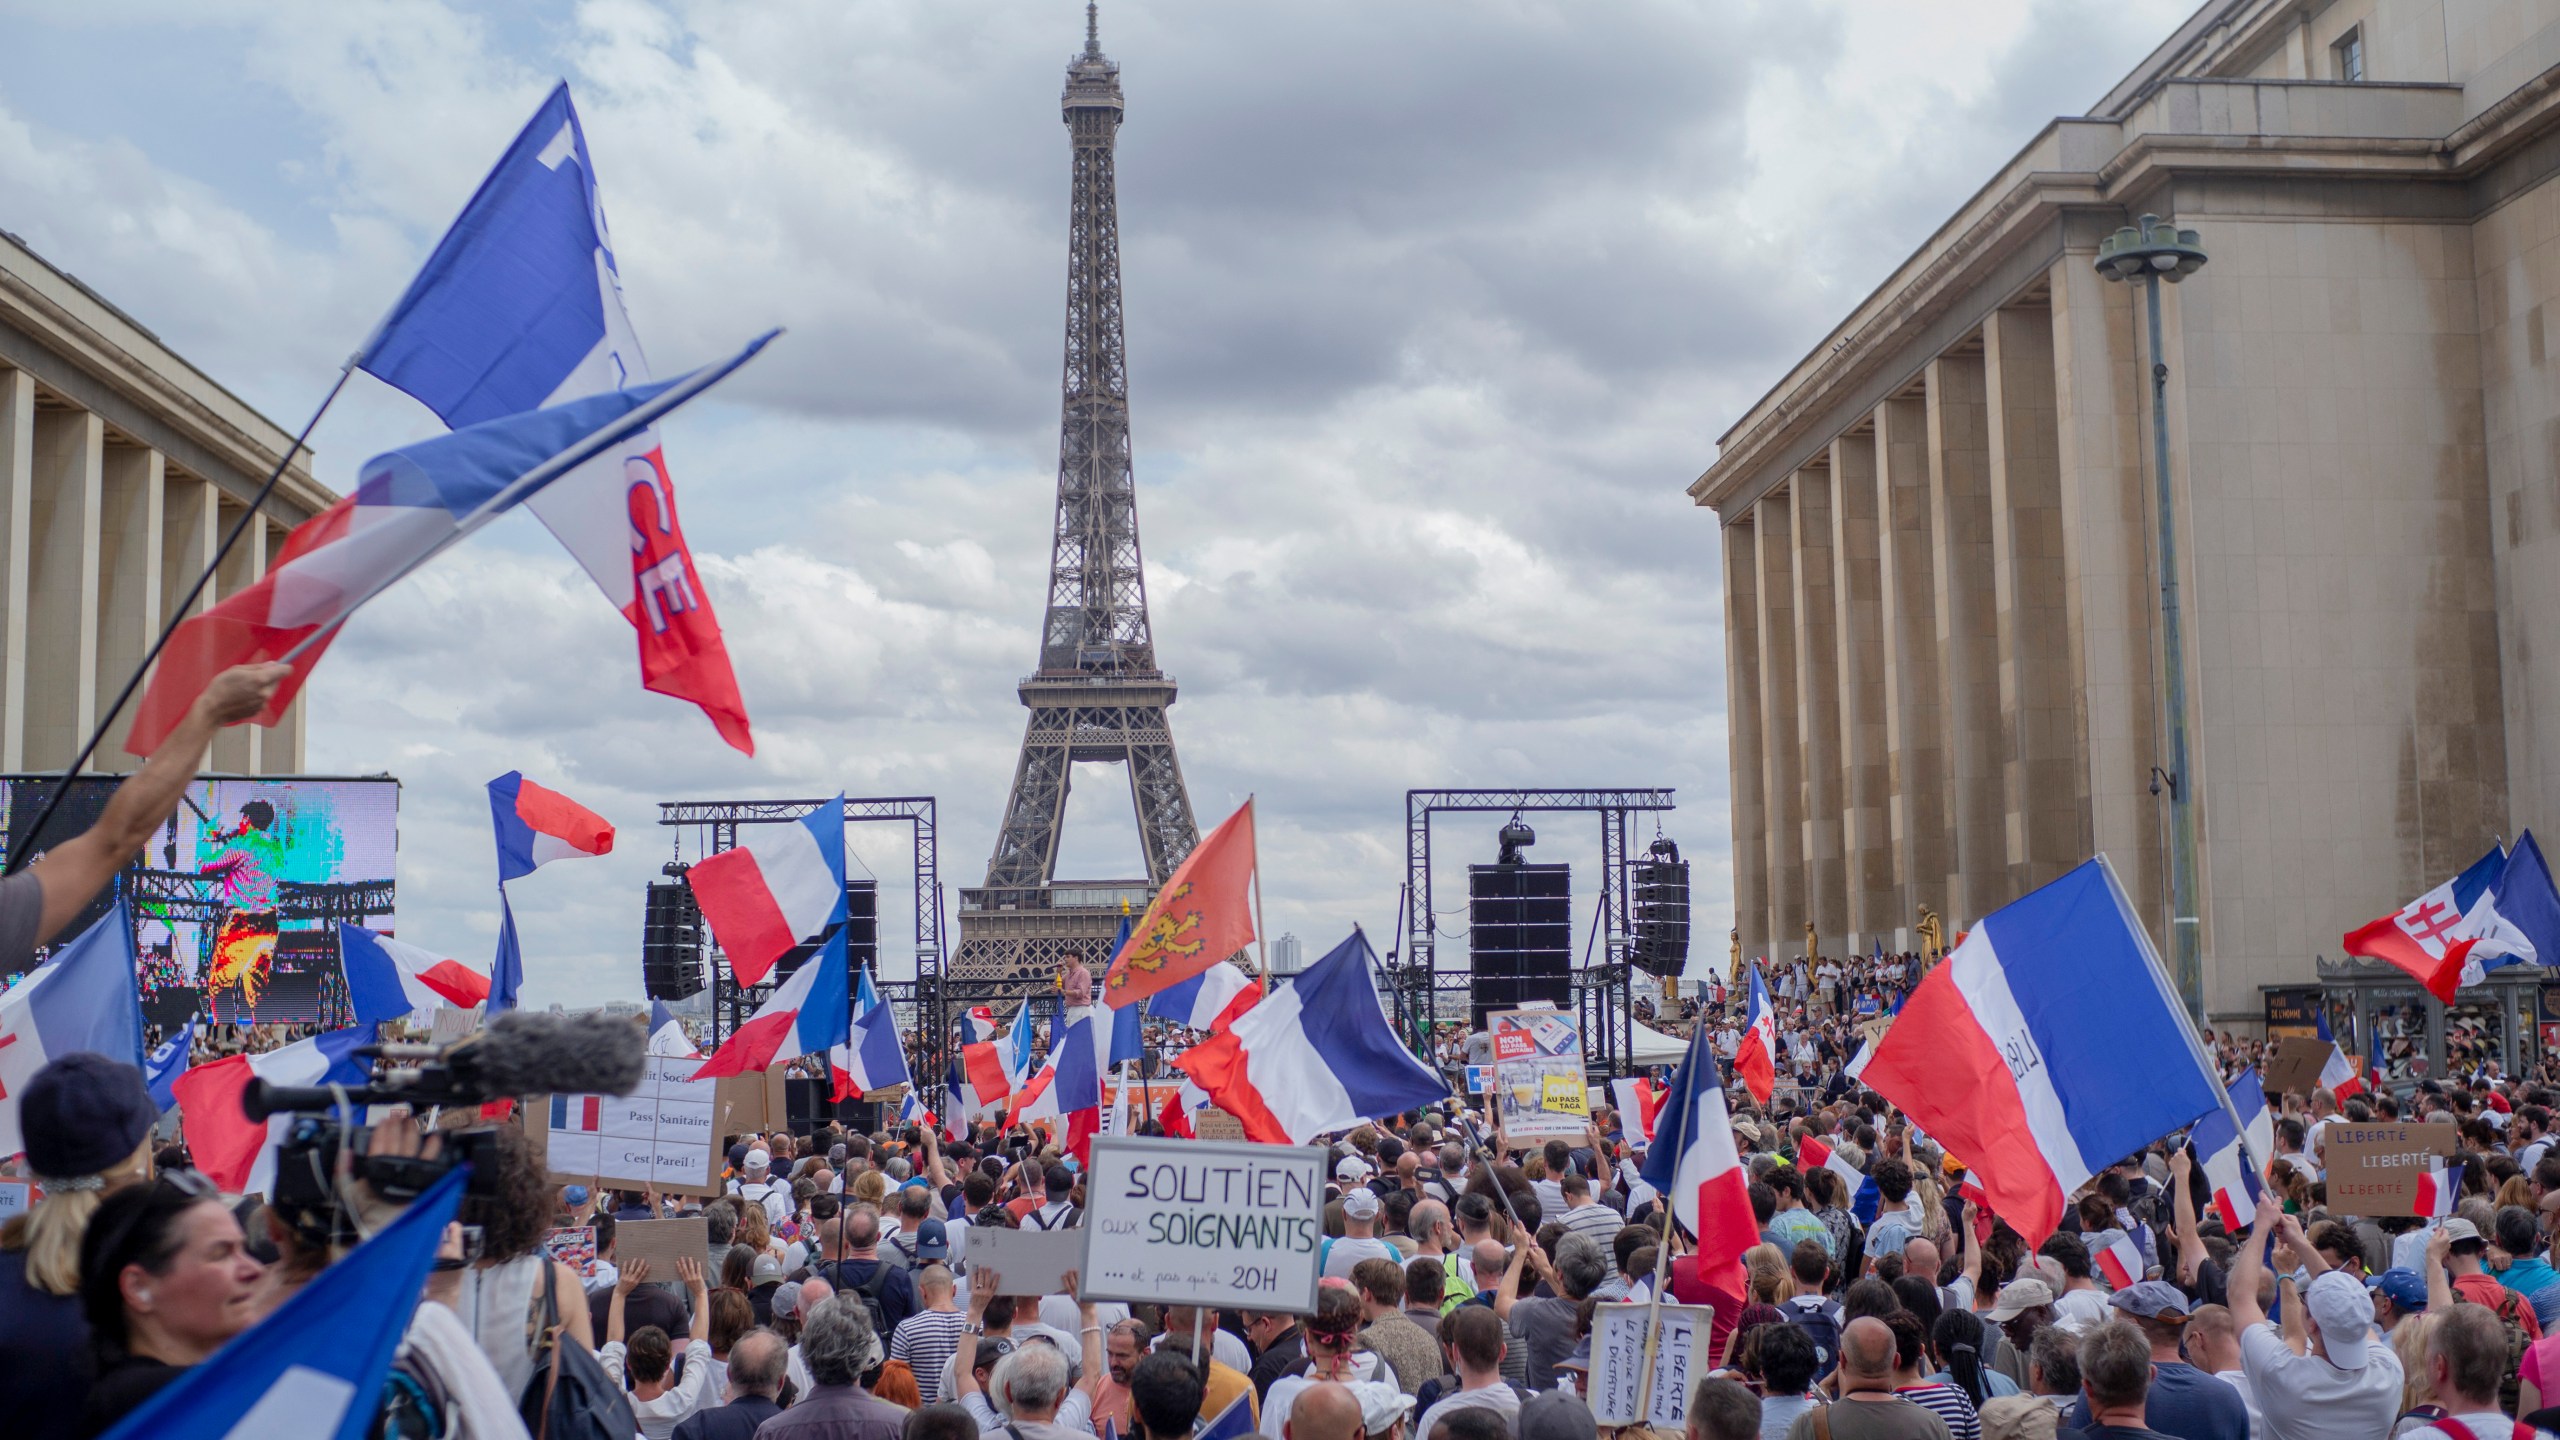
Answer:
[2324,1123,2460,1215]
[1078,1134,1324,1314]
[1589,1302,1712,1427]
[2260,1036,2336,1098]
[1492,1009,1586,1138]
[1193,1109,1247,1141]
[539,1055,721,1195]
[964,1224,1082,1296]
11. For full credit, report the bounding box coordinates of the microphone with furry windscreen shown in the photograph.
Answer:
[242,1009,648,1121]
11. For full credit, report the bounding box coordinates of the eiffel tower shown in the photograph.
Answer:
[954,4,1201,988]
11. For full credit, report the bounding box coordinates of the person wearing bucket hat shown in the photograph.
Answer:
[2228,1212,2402,1439]
[0,1053,164,1440]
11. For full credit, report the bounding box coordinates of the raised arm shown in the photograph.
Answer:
[2168,1145,2209,1288]
[610,1258,649,1346]
[2227,1217,2268,1333]
[677,1257,708,1343]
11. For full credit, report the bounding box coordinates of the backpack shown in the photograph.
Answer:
[1023,1203,1081,1231]
[2460,1283,2534,1416]
[519,1260,639,1440]
[822,1258,900,1336]
[1783,1294,1844,1379]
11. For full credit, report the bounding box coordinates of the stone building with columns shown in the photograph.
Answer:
[1692,0,2560,1023]
[0,228,331,776]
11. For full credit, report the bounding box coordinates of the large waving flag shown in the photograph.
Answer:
[1859,857,2226,1243]
[829,968,910,1101]
[145,1014,197,1113]
[1611,1077,1667,1145]
[647,1000,700,1058]
[1796,1133,1868,1204]
[488,771,615,1014]
[0,901,145,1156]
[97,1167,467,1440]
[2344,844,2539,1003]
[2190,1069,2267,1231]
[1174,930,1446,1144]
[1101,800,1258,1005]
[686,800,848,987]
[689,939,850,1081]
[1734,963,1777,1105]
[172,1026,373,1194]
[1011,1007,1107,1152]
[2315,1012,2369,1100]
[1145,961,1259,1032]
[340,925,489,1024]
[127,337,771,756]
[356,83,752,753]
[2501,832,2560,969]
[1638,1020,1759,1293]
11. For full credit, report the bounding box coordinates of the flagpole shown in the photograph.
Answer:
[3,360,355,876]
[1248,796,1269,997]
[1635,1027,1705,1422]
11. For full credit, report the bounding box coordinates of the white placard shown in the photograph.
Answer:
[1589,1302,1712,1428]
[543,1055,719,1188]
[1077,1133,1324,1315]
[962,1225,1083,1296]
[0,1178,30,1223]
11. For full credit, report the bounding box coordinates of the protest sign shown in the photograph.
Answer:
[1491,1008,1585,1138]
[541,1226,599,1281]
[965,1224,1083,1297]
[1193,1108,1247,1141]
[1078,1133,1324,1314]
[0,1178,29,1223]
[2260,1036,2335,1097]
[2323,1123,2461,1215]
[615,1217,711,1279]
[1589,1302,1712,1428]
[1464,1065,1490,1094]
[537,1054,722,1196]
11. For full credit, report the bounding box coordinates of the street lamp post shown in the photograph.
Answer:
[2097,213,2208,1021]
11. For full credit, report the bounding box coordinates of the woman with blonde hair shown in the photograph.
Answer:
[851,1168,891,1210]
[0,1054,164,1440]
[2391,1312,2445,1434]
[1743,1242,1788,1305]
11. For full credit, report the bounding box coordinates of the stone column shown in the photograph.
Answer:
[1754,488,1804,959]
[1831,429,1894,950]
[1791,463,1846,960]
[96,443,163,770]
[29,408,103,771]
[0,370,31,770]
[1985,303,2086,894]
[1724,519,1768,965]
[210,499,264,774]
[2049,245,2162,937]
[1928,351,2004,925]
[1875,393,1947,946]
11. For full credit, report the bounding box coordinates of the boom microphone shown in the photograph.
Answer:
[241,1010,649,1122]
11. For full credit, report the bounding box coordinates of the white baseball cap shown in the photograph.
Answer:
[745,1148,771,1170]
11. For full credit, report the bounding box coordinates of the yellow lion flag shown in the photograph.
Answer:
[1101,799,1259,1005]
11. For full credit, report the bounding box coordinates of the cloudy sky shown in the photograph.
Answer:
[0,0,2194,1008]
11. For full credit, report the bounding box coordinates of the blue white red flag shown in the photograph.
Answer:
[899,1087,937,1131]
[172,1026,372,1194]
[1795,1133,1867,1203]
[1197,1389,1254,1440]
[963,1005,1000,1043]
[1172,930,1446,1145]
[145,1013,196,1113]
[341,924,489,1024]
[487,771,614,1014]
[126,337,770,756]
[1146,961,1258,1032]
[648,1000,699,1058]
[2095,1233,2146,1289]
[2345,843,2541,1002]
[357,83,753,753]
[1011,1007,1105,1130]
[689,939,849,1081]
[1735,962,1777,1105]
[686,800,847,988]
[97,1167,465,1440]
[2314,1012,2370,1100]
[1001,1002,1041,1089]
[829,968,910,1101]
[2190,1069,2267,1231]
[0,902,144,1155]
[2418,1158,2463,1218]
[1860,857,2225,1243]
[1637,1015,1759,1292]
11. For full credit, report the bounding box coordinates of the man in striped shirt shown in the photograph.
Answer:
[1555,1174,1624,1276]
[889,1264,968,1402]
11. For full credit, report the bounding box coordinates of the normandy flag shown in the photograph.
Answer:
[1100,799,1258,1006]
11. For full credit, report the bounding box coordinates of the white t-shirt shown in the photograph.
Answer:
[1322,1235,1400,1281]
[2238,1320,2403,1440]
[2052,1286,2112,1335]
[1263,1357,1389,1439]
[2213,1368,2261,1440]
[729,1177,790,1226]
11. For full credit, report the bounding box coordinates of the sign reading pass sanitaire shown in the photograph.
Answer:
[1078,1134,1325,1315]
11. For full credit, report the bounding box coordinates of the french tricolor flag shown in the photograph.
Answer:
[1171,931,1446,1145]
[1145,962,1259,1032]
[341,924,490,1023]
[2095,1233,2147,1289]
[1611,1077,1667,1144]
[489,770,616,1013]
[1860,858,2227,1242]
[2418,1158,2464,1218]
[827,968,910,1102]
[899,1088,936,1131]
[686,799,847,988]
[1734,963,1777,1105]
[1638,1013,1761,1293]
[647,1000,699,1058]
[551,1094,606,1133]
[0,904,144,1156]
[1796,1134,1869,1202]
[2190,1069,2268,1232]
[1009,1006,1109,1159]
[963,1006,999,1044]
[173,1026,373,1195]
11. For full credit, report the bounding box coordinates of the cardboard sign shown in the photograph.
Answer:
[542,1226,599,1281]
[965,1224,1083,1296]
[1193,1109,1247,1141]
[615,1217,712,1281]
[2323,1123,2460,1215]
[1589,1301,1712,1426]
[537,1054,723,1196]
[2261,1036,2337,1097]
[1491,1008,1586,1138]
[1077,1133,1325,1314]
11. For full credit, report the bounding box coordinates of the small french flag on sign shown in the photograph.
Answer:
[2417,1158,2464,1218]
[2095,1233,2147,1290]
[550,1094,605,1133]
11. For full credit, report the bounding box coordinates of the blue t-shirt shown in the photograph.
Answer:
[2064,1360,2248,1440]
[2503,1255,2560,1333]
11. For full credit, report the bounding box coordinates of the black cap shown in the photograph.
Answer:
[22,1053,157,1179]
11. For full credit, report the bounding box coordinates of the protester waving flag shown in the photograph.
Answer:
[2191,1072,2267,1231]
[2344,843,2539,1003]
[1145,959,1259,1031]
[1734,962,1777,1105]
[0,901,143,1155]
[2315,1012,2369,1100]
[487,770,615,1012]
[356,82,753,753]
[647,999,700,1058]
[339,924,490,1024]
[829,967,911,1101]
[1101,799,1257,1005]
[1638,1016,1759,1293]
[171,1026,373,1195]
[97,1167,467,1440]
[143,1014,196,1114]
[1859,857,2226,1243]
[1173,930,1444,1144]
[126,335,774,756]
[686,799,848,987]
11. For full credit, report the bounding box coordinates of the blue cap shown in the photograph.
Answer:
[563,1185,591,1206]
[2367,1268,2429,1311]
[916,1217,950,1261]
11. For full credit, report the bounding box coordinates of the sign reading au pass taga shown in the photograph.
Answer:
[1078,1134,1325,1315]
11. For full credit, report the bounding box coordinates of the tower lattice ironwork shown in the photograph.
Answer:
[956,5,1201,988]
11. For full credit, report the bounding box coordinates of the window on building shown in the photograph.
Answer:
[2333,27,2365,82]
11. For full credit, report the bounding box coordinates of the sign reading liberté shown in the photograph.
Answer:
[1078,1133,1325,1315]
[2323,1122,2460,1216]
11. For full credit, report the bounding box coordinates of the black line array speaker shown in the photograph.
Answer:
[1630,843,1691,978]
[770,880,880,985]
[1469,863,1571,1025]
[642,881,706,1000]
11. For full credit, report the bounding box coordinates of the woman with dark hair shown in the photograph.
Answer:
[448,1126,591,1397]
[77,1179,265,1434]
[1885,1310,1982,1440]
[1930,1308,2018,1405]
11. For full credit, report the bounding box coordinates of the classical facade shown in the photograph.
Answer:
[1693,0,2560,1022]
[0,229,332,775]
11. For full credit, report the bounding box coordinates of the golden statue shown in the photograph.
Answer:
[1804,920,1819,962]
[1917,907,1944,966]
[1728,929,1743,986]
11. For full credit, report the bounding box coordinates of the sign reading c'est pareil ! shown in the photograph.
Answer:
[1077,1134,1325,1315]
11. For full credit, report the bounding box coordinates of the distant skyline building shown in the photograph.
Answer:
[1693,0,2560,1025]
[1270,932,1303,976]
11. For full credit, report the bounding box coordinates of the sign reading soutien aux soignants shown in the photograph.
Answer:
[1077,1133,1325,1314]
